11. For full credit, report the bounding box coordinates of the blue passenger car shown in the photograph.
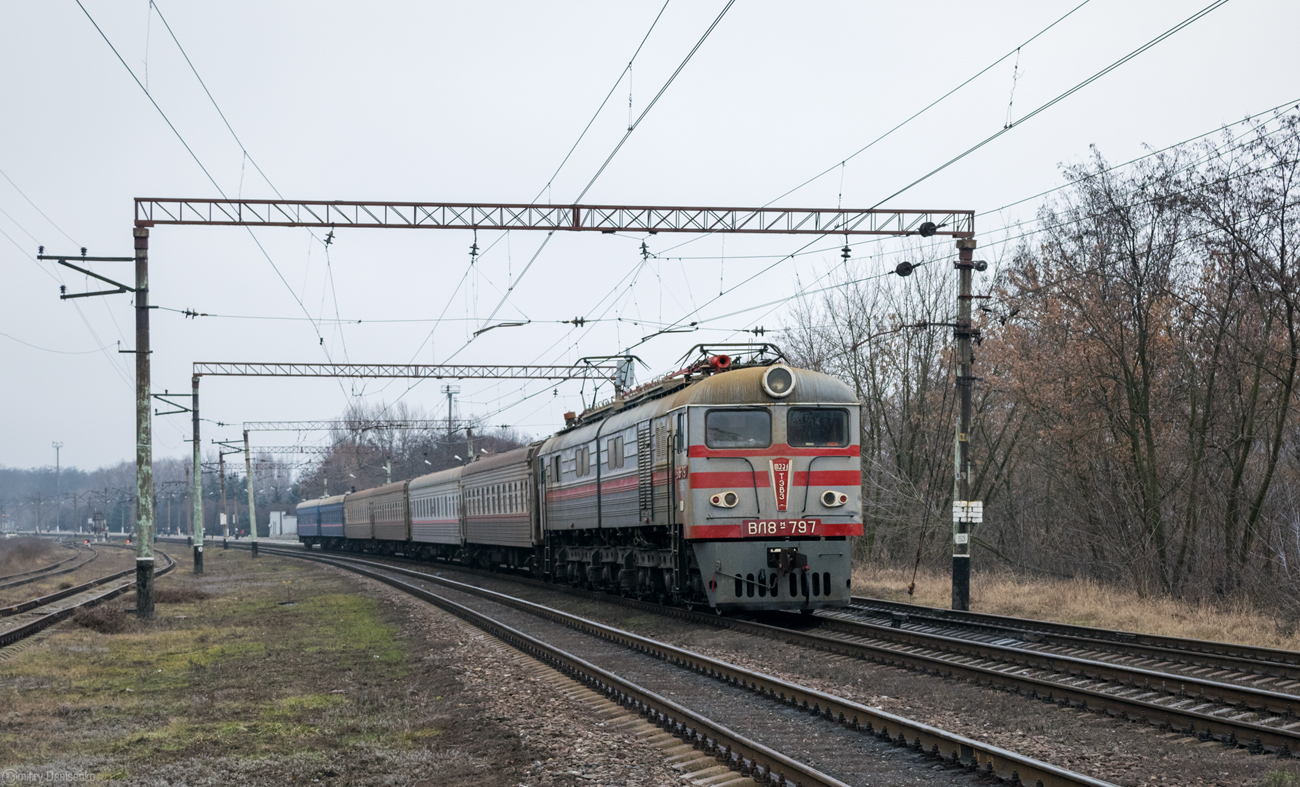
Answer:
[298,494,347,549]
[319,494,347,546]
[296,499,322,541]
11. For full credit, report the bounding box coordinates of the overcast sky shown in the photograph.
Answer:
[2,0,1296,471]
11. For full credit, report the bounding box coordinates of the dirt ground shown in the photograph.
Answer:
[0,548,685,786]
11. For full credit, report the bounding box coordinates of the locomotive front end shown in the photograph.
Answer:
[683,365,861,611]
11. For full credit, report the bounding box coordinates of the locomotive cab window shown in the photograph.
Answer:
[787,408,849,447]
[705,409,772,449]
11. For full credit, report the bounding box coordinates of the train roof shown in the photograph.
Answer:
[296,492,347,512]
[461,445,534,477]
[346,480,408,501]
[408,465,463,490]
[542,365,857,451]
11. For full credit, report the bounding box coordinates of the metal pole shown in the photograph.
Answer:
[52,442,62,531]
[133,227,155,620]
[191,376,203,572]
[951,238,977,611]
[245,429,258,557]
[219,453,227,548]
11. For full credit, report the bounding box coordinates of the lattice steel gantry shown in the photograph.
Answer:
[135,198,975,237]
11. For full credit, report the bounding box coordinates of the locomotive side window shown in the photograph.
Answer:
[787,408,849,447]
[705,409,771,449]
[607,436,624,470]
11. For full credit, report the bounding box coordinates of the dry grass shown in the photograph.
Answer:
[0,549,545,786]
[71,601,138,635]
[152,584,211,604]
[854,563,1300,652]
[0,537,63,575]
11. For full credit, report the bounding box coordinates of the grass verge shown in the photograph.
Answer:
[0,547,542,785]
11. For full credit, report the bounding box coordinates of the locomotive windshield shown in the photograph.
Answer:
[705,409,772,448]
[787,408,849,447]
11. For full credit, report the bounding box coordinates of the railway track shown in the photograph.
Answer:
[0,549,175,649]
[241,542,1114,787]
[228,540,1300,759]
[847,595,1300,682]
[0,539,98,591]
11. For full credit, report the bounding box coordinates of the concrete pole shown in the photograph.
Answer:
[53,442,62,531]
[245,430,258,557]
[951,237,977,612]
[133,227,155,620]
[219,453,227,547]
[191,375,204,573]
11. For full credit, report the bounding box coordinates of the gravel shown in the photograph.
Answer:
[354,565,995,787]
[348,571,697,787]
[399,561,1300,787]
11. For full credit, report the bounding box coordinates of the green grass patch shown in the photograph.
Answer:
[0,552,410,768]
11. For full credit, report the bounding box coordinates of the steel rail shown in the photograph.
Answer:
[250,541,1300,757]
[850,596,1300,681]
[0,542,98,590]
[810,613,1300,717]
[0,550,175,617]
[246,543,1117,787]
[242,547,849,787]
[0,551,175,649]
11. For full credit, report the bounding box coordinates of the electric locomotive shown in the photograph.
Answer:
[300,349,862,612]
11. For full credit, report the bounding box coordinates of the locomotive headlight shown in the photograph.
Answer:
[761,365,796,398]
[710,491,740,508]
[820,490,848,507]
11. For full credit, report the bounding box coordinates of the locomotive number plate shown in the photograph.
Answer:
[743,519,822,536]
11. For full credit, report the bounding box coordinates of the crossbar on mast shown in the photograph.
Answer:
[136,199,974,237]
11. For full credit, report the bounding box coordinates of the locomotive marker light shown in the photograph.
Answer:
[820,490,848,507]
[709,491,740,508]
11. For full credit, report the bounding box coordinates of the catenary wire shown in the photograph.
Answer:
[74,0,354,402]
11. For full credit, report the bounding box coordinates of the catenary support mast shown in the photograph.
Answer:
[245,429,257,557]
[951,238,980,611]
[133,227,155,619]
[191,374,203,573]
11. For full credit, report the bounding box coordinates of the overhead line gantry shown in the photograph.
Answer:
[135,199,975,238]
[49,194,976,612]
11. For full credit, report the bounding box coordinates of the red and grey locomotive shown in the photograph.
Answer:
[298,351,861,612]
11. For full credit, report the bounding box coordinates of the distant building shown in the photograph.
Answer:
[269,511,297,536]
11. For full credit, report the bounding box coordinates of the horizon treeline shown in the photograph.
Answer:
[785,111,1300,607]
